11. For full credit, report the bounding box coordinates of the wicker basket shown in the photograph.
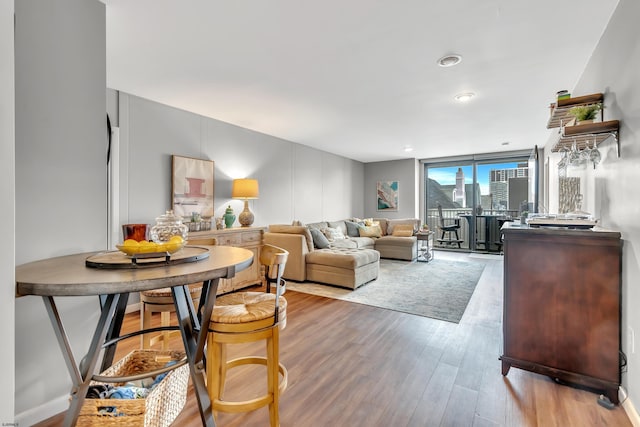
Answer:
[77,350,189,427]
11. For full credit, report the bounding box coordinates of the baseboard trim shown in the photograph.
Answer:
[623,396,640,427]
[126,301,140,314]
[15,393,69,426]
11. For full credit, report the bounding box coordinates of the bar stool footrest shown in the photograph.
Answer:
[212,356,288,414]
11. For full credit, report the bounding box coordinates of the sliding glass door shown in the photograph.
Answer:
[425,151,535,252]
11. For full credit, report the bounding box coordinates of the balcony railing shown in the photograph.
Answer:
[426,208,519,251]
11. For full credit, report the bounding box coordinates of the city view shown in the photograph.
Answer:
[426,161,531,251]
[427,162,529,214]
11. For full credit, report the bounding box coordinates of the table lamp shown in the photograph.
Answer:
[232,178,259,227]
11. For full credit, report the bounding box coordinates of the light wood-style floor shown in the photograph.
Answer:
[36,251,631,426]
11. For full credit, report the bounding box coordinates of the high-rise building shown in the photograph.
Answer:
[453,167,466,207]
[489,163,528,210]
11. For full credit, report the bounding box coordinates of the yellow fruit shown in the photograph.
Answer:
[169,235,184,244]
[123,239,139,246]
[138,241,157,253]
[165,242,181,253]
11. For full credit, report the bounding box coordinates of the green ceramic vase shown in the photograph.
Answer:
[223,205,235,228]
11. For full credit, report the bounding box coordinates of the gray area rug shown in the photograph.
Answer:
[286,258,486,323]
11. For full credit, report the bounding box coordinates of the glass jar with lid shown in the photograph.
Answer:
[150,210,189,243]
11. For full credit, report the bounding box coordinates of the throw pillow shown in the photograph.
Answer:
[359,225,382,238]
[387,218,418,235]
[345,220,364,237]
[322,227,345,242]
[391,224,414,237]
[309,227,331,249]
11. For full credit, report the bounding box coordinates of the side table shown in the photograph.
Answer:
[416,231,434,262]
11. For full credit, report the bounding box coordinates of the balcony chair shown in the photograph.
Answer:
[436,203,463,248]
[207,244,289,427]
[140,237,217,349]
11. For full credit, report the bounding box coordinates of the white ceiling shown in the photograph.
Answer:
[103,0,619,163]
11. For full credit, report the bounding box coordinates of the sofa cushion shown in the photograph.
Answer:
[391,224,414,237]
[375,235,417,247]
[306,247,380,269]
[329,239,358,249]
[359,225,382,238]
[327,220,348,237]
[309,227,331,249]
[307,221,328,230]
[345,220,364,237]
[322,226,346,242]
[268,224,314,252]
[348,236,376,249]
[372,218,389,235]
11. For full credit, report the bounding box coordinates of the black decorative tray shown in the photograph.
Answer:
[85,246,210,269]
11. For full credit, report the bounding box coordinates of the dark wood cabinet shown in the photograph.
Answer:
[500,223,622,403]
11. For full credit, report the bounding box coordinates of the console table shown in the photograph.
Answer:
[16,245,253,427]
[189,226,264,293]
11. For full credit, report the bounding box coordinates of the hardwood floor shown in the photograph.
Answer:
[35,251,631,426]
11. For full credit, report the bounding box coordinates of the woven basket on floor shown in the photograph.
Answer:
[77,349,189,427]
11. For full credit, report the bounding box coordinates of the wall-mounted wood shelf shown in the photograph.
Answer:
[547,93,604,129]
[551,120,620,157]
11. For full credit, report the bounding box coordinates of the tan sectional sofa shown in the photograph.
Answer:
[263,218,420,289]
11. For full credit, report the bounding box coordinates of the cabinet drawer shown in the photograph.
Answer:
[217,234,241,246]
[242,231,262,245]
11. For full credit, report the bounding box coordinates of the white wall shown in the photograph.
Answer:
[14,0,106,424]
[543,0,640,414]
[116,93,365,228]
[364,158,419,219]
[0,1,15,424]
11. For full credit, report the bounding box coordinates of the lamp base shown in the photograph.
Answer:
[238,200,255,227]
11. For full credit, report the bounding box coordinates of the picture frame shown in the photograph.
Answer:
[171,155,215,219]
[377,180,399,211]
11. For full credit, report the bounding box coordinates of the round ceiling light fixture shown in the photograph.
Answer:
[454,92,475,102]
[437,54,462,67]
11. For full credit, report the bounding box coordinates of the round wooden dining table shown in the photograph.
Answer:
[16,245,254,427]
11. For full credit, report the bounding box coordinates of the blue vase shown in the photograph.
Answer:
[223,206,235,228]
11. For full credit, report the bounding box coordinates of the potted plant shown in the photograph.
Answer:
[568,103,602,124]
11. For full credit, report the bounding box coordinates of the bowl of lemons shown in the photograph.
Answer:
[116,235,186,256]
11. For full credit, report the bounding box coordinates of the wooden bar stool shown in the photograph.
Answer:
[207,244,288,427]
[140,237,216,349]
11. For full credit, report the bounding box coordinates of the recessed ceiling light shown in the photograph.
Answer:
[501,141,510,146]
[454,92,475,102]
[403,145,414,152]
[437,54,463,67]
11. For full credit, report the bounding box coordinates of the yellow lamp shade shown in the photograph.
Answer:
[232,179,259,199]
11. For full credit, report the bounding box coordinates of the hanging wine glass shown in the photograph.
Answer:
[581,139,592,162]
[568,139,585,169]
[558,148,568,177]
[589,139,602,168]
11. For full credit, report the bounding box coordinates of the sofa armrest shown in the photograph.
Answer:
[263,232,309,281]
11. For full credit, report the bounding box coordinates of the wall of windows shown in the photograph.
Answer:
[423,150,537,252]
